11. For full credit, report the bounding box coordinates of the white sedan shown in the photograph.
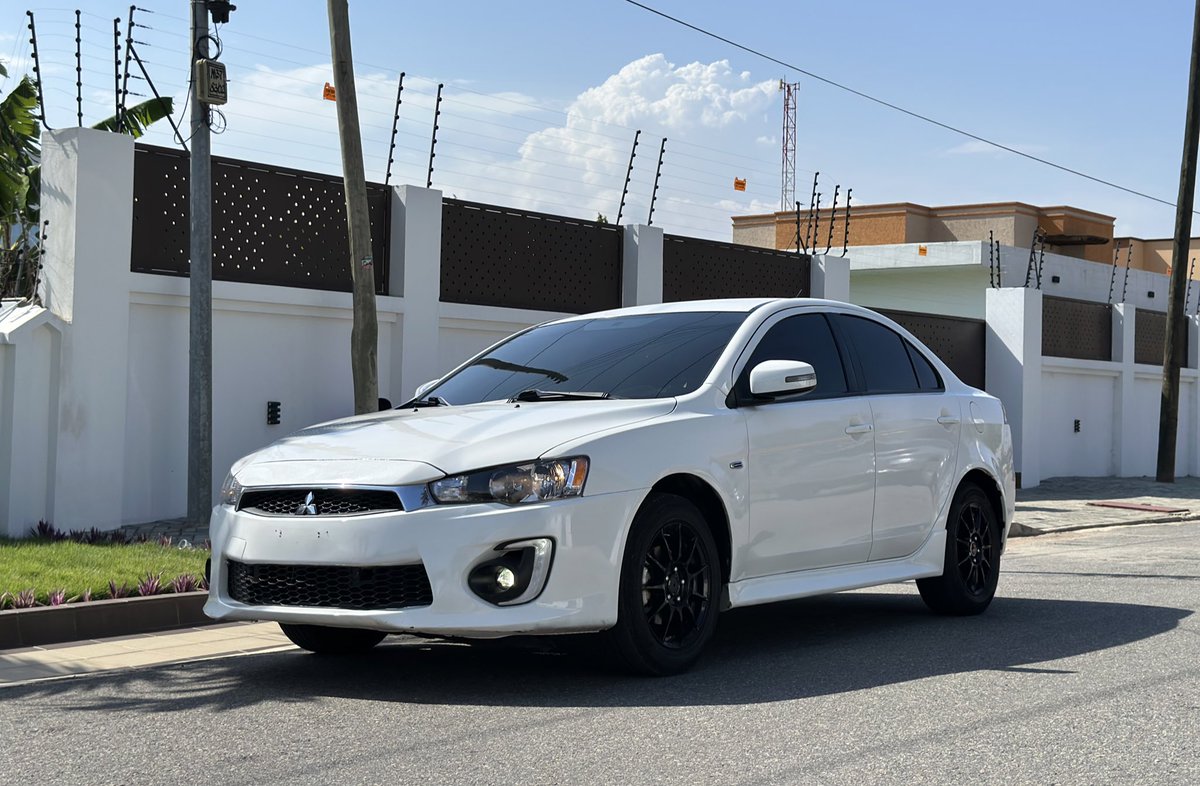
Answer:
[205,298,1014,675]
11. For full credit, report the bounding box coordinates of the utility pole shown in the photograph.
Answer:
[187,0,213,525]
[1157,0,1200,483]
[327,0,379,414]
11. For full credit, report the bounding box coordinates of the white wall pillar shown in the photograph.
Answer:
[621,224,663,306]
[39,128,135,528]
[1112,304,1138,477]
[392,185,443,401]
[810,254,850,301]
[985,288,1042,488]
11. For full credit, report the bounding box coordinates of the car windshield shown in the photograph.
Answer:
[425,311,749,404]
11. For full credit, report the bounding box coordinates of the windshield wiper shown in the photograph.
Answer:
[405,395,451,408]
[509,389,611,403]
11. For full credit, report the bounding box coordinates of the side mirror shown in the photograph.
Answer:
[413,379,439,399]
[749,360,817,398]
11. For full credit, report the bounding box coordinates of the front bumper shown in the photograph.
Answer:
[203,489,645,638]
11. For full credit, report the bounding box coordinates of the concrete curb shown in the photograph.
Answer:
[1010,513,1200,538]
[0,592,213,650]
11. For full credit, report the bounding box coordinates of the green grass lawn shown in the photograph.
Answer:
[0,539,208,604]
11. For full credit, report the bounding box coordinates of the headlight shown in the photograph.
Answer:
[429,457,589,505]
[219,472,243,507]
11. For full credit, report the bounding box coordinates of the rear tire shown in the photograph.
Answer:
[917,483,1001,615]
[279,623,386,655]
[602,493,722,676]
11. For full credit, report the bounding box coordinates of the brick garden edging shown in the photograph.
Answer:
[0,592,213,649]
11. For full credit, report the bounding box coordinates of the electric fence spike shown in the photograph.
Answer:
[646,137,666,226]
[385,72,405,185]
[1035,230,1046,289]
[989,230,996,289]
[426,83,443,189]
[803,172,819,252]
[1023,227,1038,288]
[811,192,822,257]
[824,185,839,255]
[129,41,186,150]
[26,12,51,130]
[795,200,805,254]
[1122,240,1132,302]
[119,5,137,132]
[112,18,121,130]
[616,129,640,226]
[1187,257,1196,312]
[841,188,852,257]
[1108,241,1120,304]
[995,238,1003,286]
[75,10,83,126]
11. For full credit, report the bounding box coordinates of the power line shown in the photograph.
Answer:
[622,0,1197,215]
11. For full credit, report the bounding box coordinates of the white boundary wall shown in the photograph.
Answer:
[0,128,848,536]
[984,289,1200,488]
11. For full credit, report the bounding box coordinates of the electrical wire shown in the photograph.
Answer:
[622,0,1192,215]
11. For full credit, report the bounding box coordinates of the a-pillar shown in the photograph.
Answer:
[985,288,1042,488]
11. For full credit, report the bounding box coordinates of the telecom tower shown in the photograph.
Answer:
[779,80,799,211]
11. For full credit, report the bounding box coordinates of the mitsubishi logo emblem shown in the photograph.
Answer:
[295,491,317,516]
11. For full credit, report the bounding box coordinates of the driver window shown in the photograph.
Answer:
[740,314,848,397]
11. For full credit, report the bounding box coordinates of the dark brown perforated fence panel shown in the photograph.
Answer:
[1134,309,1190,366]
[131,144,390,294]
[662,235,810,301]
[439,199,622,313]
[877,309,986,389]
[1042,296,1112,361]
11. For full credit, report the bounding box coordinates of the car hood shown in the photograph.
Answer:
[233,398,676,486]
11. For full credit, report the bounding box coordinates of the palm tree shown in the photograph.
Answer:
[1,60,173,300]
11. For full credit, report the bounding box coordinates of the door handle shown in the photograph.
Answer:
[937,416,961,426]
[844,423,874,435]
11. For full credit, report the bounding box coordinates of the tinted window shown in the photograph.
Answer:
[427,311,748,404]
[906,342,942,390]
[740,313,847,397]
[836,315,920,393]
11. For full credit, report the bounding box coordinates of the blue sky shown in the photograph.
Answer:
[5,1,1197,240]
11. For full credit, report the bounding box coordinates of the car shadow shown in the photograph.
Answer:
[6,591,1190,714]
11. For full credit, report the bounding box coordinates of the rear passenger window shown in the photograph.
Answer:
[741,313,847,397]
[906,342,943,390]
[835,315,920,394]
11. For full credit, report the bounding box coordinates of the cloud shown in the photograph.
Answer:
[945,139,1049,156]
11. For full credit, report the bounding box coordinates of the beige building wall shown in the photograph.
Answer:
[1114,237,1200,279]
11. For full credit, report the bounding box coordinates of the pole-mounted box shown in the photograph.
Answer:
[195,58,227,105]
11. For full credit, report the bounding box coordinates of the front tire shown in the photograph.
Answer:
[602,493,722,676]
[279,623,386,655]
[917,482,1001,615]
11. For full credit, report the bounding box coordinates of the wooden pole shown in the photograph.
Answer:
[327,0,379,415]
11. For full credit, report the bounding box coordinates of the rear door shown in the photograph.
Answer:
[737,312,876,576]
[831,314,962,562]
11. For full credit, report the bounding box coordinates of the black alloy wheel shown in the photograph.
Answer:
[641,519,713,650]
[954,496,995,596]
[917,482,1002,615]
[603,493,722,675]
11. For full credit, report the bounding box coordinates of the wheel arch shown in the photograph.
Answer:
[648,473,733,583]
[957,467,1007,532]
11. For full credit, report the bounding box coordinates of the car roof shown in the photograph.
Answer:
[549,297,880,323]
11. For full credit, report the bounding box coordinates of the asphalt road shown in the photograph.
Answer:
[2,522,1198,786]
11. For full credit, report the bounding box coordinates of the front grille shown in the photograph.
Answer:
[238,488,402,517]
[226,560,433,610]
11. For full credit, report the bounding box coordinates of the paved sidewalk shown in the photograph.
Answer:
[1014,476,1200,534]
[0,622,292,685]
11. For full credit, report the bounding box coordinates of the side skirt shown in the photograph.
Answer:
[726,529,946,609]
